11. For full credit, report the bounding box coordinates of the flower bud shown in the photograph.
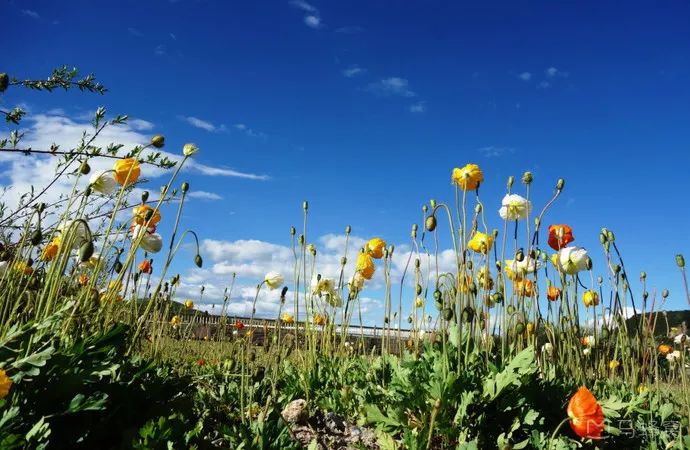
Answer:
[290,226,296,236]
[662,288,669,298]
[556,178,565,191]
[640,271,646,280]
[599,233,607,245]
[79,241,94,263]
[79,160,91,175]
[492,229,498,239]
[181,182,189,193]
[422,204,428,214]
[677,254,686,268]
[141,191,149,203]
[194,254,203,268]
[36,203,47,213]
[411,223,418,238]
[507,176,514,189]
[281,286,288,299]
[643,291,649,301]
[308,243,316,255]
[345,225,351,234]
[613,264,621,274]
[303,200,309,211]
[299,234,305,245]
[585,256,592,270]
[415,258,420,269]
[597,276,603,285]
[388,245,394,255]
[466,260,473,270]
[416,284,423,295]
[607,230,615,242]
[113,259,123,274]
[521,171,533,184]
[430,199,437,209]
[442,307,453,321]
[516,248,524,262]
[0,73,8,93]
[151,135,165,148]
[341,256,347,265]
[30,229,42,246]
[474,204,482,214]
[425,215,437,232]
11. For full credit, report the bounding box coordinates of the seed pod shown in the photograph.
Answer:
[461,306,475,323]
[194,254,203,268]
[442,307,454,321]
[416,284,422,295]
[490,292,503,304]
[507,305,515,315]
[84,186,92,197]
[151,135,165,148]
[514,322,525,334]
[425,215,437,232]
[79,160,91,175]
[0,73,8,92]
[30,229,42,246]
[79,241,94,262]
[181,182,189,193]
[113,259,123,274]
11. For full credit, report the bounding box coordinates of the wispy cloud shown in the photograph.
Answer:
[170,33,177,40]
[538,80,551,89]
[545,66,569,78]
[187,191,223,201]
[477,146,515,158]
[128,27,144,37]
[366,77,416,97]
[233,123,267,139]
[289,0,317,13]
[335,26,363,34]
[304,15,322,29]
[188,161,269,180]
[342,65,365,78]
[154,44,166,56]
[408,102,427,113]
[21,9,40,19]
[180,116,225,133]
[518,72,532,81]
[289,0,323,29]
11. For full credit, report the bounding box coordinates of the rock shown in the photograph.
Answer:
[282,399,308,424]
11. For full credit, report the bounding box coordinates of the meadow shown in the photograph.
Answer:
[1,67,689,449]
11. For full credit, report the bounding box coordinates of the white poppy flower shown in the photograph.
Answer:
[499,194,532,220]
[554,247,590,275]
[666,350,681,363]
[505,257,542,275]
[58,220,89,249]
[583,348,591,356]
[673,334,688,345]
[264,271,284,290]
[140,232,163,253]
[89,170,117,195]
[541,342,554,356]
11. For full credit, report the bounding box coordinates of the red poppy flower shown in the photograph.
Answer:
[138,259,152,274]
[235,320,245,330]
[567,386,605,439]
[197,359,205,367]
[548,224,575,251]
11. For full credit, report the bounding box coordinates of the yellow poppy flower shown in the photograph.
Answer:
[113,158,141,186]
[609,360,620,370]
[451,163,483,191]
[281,313,295,324]
[415,297,425,308]
[170,315,181,327]
[13,261,33,275]
[366,238,386,259]
[0,369,12,399]
[582,290,599,307]
[467,231,493,254]
[132,205,161,226]
[313,314,326,326]
[184,299,194,310]
[356,252,375,280]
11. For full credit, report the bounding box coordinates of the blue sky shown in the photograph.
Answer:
[2,0,690,320]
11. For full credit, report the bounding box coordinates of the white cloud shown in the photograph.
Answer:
[155,45,166,56]
[478,146,515,158]
[233,123,267,139]
[21,9,40,19]
[545,67,569,78]
[180,116,223,132]
[128,27,144,37]
[366,77,416,98]
[187,190,222,201]
[304,15,322,28]
[538,81,551,89]
[170,33,177,40]
[408,102,426,113]
[342,65,365,78]
[518,72,532,81]
[289,0,317,13]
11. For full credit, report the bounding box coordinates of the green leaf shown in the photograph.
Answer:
[659,403,674,422]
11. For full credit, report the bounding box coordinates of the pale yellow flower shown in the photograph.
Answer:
[452,164,483,191]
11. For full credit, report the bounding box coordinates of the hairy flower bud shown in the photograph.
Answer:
[194,254,203,268]
[340,256,347,265]
[140,191,149,204]
[677,254,686,268]
[30,229,42,246]
[515,248,524,262]
[79,160,91,175]
[290,226,296,236]
[411,223,418,238]
[507,176,514,189]
[607,230,615,242]
[0,73,8,93]
[181,182,189,193]
[430,199,436,209]
[640,271,646,280]
[522,171,533,184]
[79,241,94,263]
[182,143,198,156]
[345,225,351,234]
[303,200,309,211]
[556,178,565,191]
[662,288,669,298]
[151,135,165,148]
[474,204,482,214]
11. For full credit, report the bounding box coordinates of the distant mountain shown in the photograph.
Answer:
[625,310,690,336]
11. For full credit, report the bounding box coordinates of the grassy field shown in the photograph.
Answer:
[1,68,689,449]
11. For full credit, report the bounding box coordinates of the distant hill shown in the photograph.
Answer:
[625,310,690,336]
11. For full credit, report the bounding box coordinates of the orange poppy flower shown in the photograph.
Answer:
[567,386,605,439]
[548,224,575,251]
[138,259,152,274]
[547,286,561,301]
[514,279,534,297]
[658,344,672,354]
[78,274,89,286]
[113,158,141,186]
[235,320,245,330]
